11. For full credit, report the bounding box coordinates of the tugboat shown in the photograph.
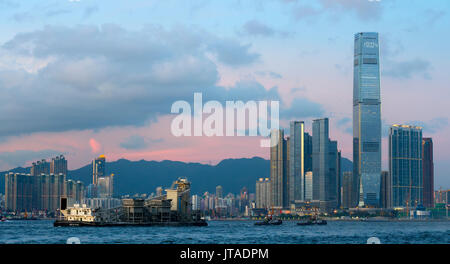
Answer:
[297,212,327,226]
[254,208,282,226]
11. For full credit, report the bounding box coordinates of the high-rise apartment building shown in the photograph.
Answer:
[256,178,271,209]
[50,155,67,176]
[422,138,434,208]
[31,159,50,176]
[390,125,423,208]
[353,32,382,207]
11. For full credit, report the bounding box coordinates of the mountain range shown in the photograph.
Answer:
[0,157,352,196]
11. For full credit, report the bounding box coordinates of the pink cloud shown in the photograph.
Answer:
[89,138,102,154]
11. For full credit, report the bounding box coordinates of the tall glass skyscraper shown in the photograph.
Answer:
[289,121,305,203]
[353,32,382,207]
[389,125,423,208]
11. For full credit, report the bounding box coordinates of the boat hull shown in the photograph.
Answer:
[54,220,208,227]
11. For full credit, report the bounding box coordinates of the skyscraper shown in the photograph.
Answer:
[422,138,434,208]
[380,171,391,208]
[313,118,338,211]
[50,155,67,176]
[289,121,305,204]
[216,185,223,199]
[353,32,382,207]
[93,155,106,185]
[256,178,271,209]
[342,171,353,209]
[390,125,423,208]
[31,159,50,176]
[304,171,313,201]
[270,129,289,209]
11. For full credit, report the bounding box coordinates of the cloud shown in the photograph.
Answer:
[318,0,384,21]
[281,97,325,119]
[336,117,352,134]
[0,149,62,169]
[242,20,274,36]
[383,58,432,79]
[89,138,101,153]
[240,20,289,37]
[0,24,320,137]
[407,118,449,134]
[83,5,99,18]
[281,0,385,22]
[120,135,163,150]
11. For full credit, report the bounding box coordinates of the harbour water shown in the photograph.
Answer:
[1,220,449,244]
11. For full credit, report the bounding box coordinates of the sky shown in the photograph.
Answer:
[0,0,449,189]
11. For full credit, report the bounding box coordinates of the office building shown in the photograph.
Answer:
[390,125,423,208]
[422,138,434,208]
[353,32,382,207]
[216,185,223,199]
[93,155,106,185]
[270,129,289,208]
[304,171,313,201]
[342,171,353,208]
[313,118,338,211]
[289,121,305,203]
[380,171,391,208]
[97,174,114,198]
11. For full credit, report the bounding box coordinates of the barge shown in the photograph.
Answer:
[54,178,207,227]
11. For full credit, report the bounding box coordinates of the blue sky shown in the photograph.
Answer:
[0,0,449,189]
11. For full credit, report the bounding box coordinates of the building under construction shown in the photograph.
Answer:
[54,178,206,226]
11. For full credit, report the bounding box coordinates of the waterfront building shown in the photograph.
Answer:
[390,125,423,208]
[342,171,353,208]
[216,185,223,199]
[289,121,305,204]
[380,171,391,208]
[97,174,114,198]
[353,32,382,207]
[270,129,289,209]
[313,118,338,211]
[5,172,67,212]
[422,138,434,208]
[5,173,34,212]
[304,171,313,201]
[255,178,271,209]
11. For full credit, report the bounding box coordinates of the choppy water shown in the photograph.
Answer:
[0,220,449,244]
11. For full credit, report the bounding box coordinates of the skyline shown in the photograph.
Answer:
[0,0,449,189]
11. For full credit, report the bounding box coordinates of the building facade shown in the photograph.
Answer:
[256,178,271,209]
[380,171,391,208]
[353,32,382,207]
[289,121,305,204]
[50,155,68,176]
[390,125,423,208]
[312,118,338,211]
[270,129,289,208]
[92,155,106,185]
[422,138,434,208]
